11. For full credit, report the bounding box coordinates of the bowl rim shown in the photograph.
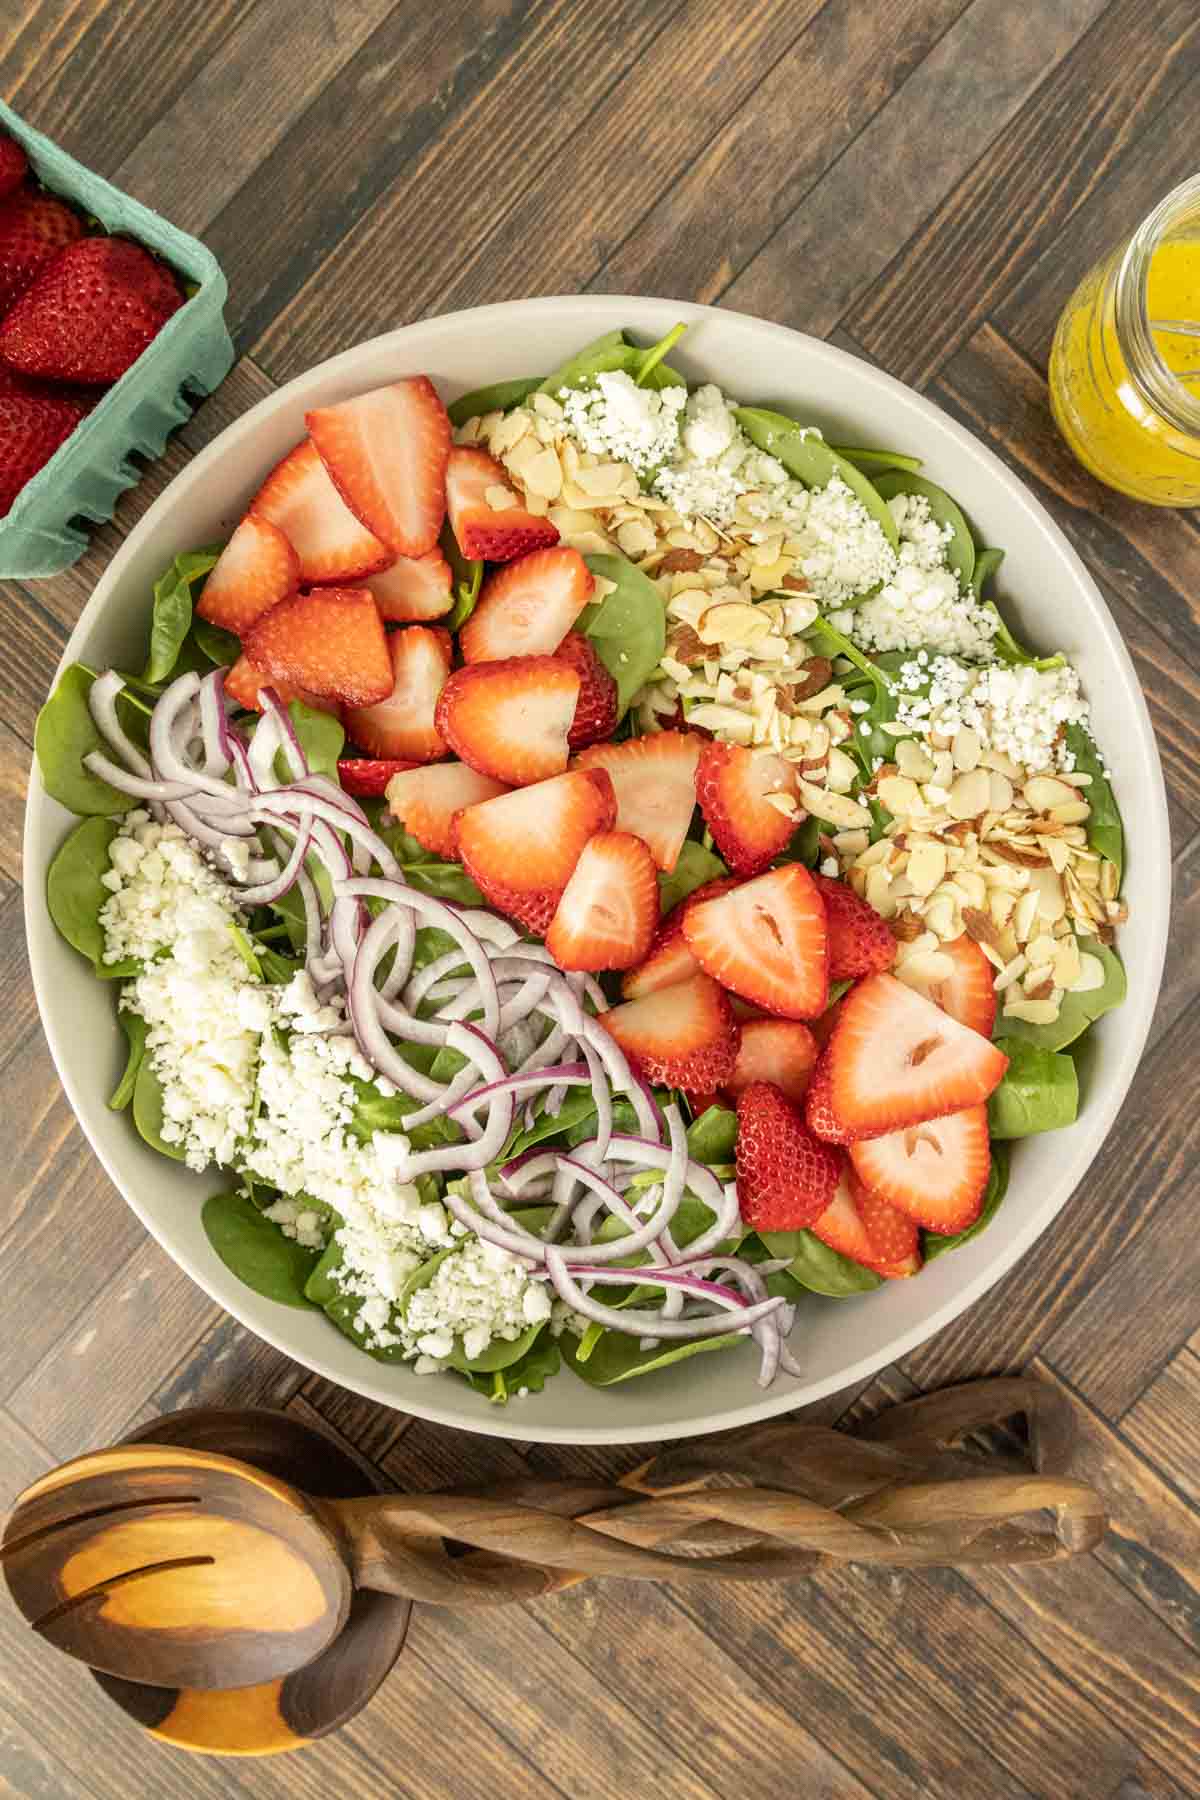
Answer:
[23,295,1172,1442]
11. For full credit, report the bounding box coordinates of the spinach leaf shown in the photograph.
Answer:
[997,939,1125,1051]
[202,1189,324,1308]
[561,1327,741,1386]
[972,546,1004,593]
[686,1105,737,1165]
[457,1332,561,1401]
[831,445,922,475]
[400,862,487,905]
[1063,724,1123,880]
[759,1228,884,1297]
[304,1235,346,1305]
[193,617,240,667]
[46,816,135,974]
[784,812,822,868]
[536,329,633,397]
[631,323,688,389]
[924,1144,1009,1259]
[658,840,726,913]
[502,1086,602,1159]
[285,701,344,779]
[448,1321,547,1375]
[322,1292,409,1363]
[143,547,222,685]
[349,1078,460,1154]
[988,1039,1079,1139]
[733,407,898,551]
[804,617,903,770]
[972,546,1065,670]
[580,552,667,714]
[447,376,543,428]
[257,945,302,984]
[109,1009,147,1111]
[441,517,484,632]
[132,1055,185,1161]
[35,665,132,816]
[872,470,974,586]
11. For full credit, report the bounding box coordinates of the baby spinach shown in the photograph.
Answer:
[284,701,344,779]
[132,1055,185,1161]
[632,322,688,389]
[872,470,975,586]
[349,1079,460,1154]
[399,863,487,905]
[447,376,543,428]
[108,1009,147,1111]
[988,1040,1079,1139]
[686,1105,737,1165]
[561,1326,741,1386]
[143,547,222,685]
[972,546,1004,593]
[35,665,132,816]
[304,1236,346,1305]
[202,1189,325,1308]
[831,445,923,475]
[501,1086,603,1159]
[759,1228,884,1297]
[580,552,667,715]
[973,547,1065,670]
[448,1321,547,1376]
[441,518,484,632]
[457,1332,561,1402]
[733,407,899,552]
[658,840,726,913]
[1063,724,1123,880]
[804,617,903,770]
[924,1144,1009,1260]
[537,328,628,396]
[322,1293,409,1363]
[997,939,1125,1052]
[193,618,240,667]
[46,816,136,974]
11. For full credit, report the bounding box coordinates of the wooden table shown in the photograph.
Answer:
[2,3,1198,1794]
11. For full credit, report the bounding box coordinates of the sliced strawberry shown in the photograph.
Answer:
[444,445,560,562]
[727,1018,818,1107]
[0,134,28,202]
[813,874,896,980]
[804,1047,861,1146]
[435,655,580,786]
[307,377,450,559]
[849,1106,991,1234]
[545,832,658,972]
[735,1080,841,1232]
[223,653,327,715]
[851,1168,921,1275]
[460,546,593,663]
[196,515,299,636]
[454,767,615,933]
[810,1164,881,1264]
[576,732,703,871]
[366,549,453,622]
[600,973,738,1094]
[683,863,828,1020]
[243,586,392,708]
[250,439,391,584]
[556,632,618,750]
[337,757,418,796]
[695,741,800,876]
[0,191,83,316]
[895,931,997,1036]
[620,876,740,1000]
[343,624,451,761]
[828,973,1008,1137]
[385,761,511,858]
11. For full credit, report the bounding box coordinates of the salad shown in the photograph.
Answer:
[36,323,1128,1403]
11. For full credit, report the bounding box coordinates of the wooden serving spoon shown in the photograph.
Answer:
[2,1377,1105,1720]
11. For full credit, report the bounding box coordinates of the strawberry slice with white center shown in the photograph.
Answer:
[460,546,593,662]
[545,831,658,972]
[366,548,453,622]
[894,931,997,1036]
[600,973,738,1094]
[683,863,828,1020]
[727,1018,818,1107]
[197,515,299,636]
[249,438,391,584]
[435,655,580,785]
[620,877,740,1000]
[306,377,450,558]
[575,731,703,871]
[444,445,560,562]
[828,972,1008,1136]
[343,624,451,762]
[224,653,327,716]
[695,740,800,876]
[454,767,616,934]
[385,760,510,859]
[849,1106,991,1233]
[809,1164,921,1277]
[243,587,393,708]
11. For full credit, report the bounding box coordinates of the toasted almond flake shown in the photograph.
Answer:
[993,952,1028,993]
[1070,951,1106,992]
[865,866,897,918]
[696,601,773,647]
[833,828,870,856]
[492,410,533,456]
[824,746,855,793]
[895,739,935,782]
[484,484,518,511]
[1025,933,1057,968]
[946,768,990,820]
[1043,836,1070,873]
[686,703,755,742]
[615,518,657,557]
[877,775,921,817]
[1029,866,1066,924]
[1004,996,1061,1024]
[764,791,799,818]
[1052,937,1082,988]
[923,894,959,940]
[454,415,482,444]
[987,772,1015,812]
[1023,775,1078,811]
[1049,800,1092,825]
[951,726,982,772]
[906,842,947,896]
[796,777,873,829]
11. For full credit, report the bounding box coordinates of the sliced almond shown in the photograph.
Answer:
[796,777,872,829]
[685,703,755,742]
[1069,951,1106,993]
[1029,865,1066,924]
[1012,888,1041,942]
[1023,775,1078,811]
[1100,859,1119,901]
[484,484,518,511]
[987,771,1015,812]
[906,842,947,897]
[951,726,982,771]
[1049,800,1092,825]
[574,461,633,498]
[896,738,935,782]
[826,747,858,794]
[697,601,772,647]
[1052,937,1082,989]
[1003,996,1061,1024]
[993,952,1028,993]
[947,768,991,820]
[865,866,897,918]
[616,518,658,558]
[491,410,533,457]
[1025,933,1057,968]
[877,774,921,817]
[763,791,799,818]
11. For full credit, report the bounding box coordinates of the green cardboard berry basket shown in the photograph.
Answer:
[0,101,235,579]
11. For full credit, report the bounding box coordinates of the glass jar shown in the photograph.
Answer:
[1049,173,1200,505]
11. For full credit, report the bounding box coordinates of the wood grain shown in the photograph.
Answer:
[1122,1348,1200,1503]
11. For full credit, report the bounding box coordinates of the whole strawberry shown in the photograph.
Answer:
[555,630,619,749]
[0,190,83,316]
[0,390,86,514]
[735,1078,841,1231]
[0,236,183,383]
[0,133,28,202]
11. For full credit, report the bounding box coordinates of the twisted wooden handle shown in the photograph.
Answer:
[323,1377,1105,1606]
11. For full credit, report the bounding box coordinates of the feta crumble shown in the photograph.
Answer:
[891,656,1089,774]
[830,493,999,659]
[559,369,685,474]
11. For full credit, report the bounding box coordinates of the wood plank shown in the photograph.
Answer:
[0,718,28,883]
[846,0,1200,387]
[1149,826,1200,1048]
[0,4,114,107]
[0,1702,100,1800]
[135,1310,306,1423]
[900,973,1197,1390]
[720,0,1108,338]
[1123,1347,1200,1505]
[595,0,968,303]
[376,1409,531,1491]
[0,581,67,746]
[0,884,37,1068]
[297,1375,413,1469]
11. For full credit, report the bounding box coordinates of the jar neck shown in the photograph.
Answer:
[1113,177,1200,439]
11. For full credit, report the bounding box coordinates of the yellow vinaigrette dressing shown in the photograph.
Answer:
[1050,178,1200,506]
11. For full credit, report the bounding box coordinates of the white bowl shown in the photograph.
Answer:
[24,297,1170,1443]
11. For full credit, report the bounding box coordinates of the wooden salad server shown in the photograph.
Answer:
[1,1378,1105,1756]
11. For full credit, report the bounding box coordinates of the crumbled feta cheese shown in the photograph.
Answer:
[559,370,685,473]
[99,814,240,966]
[840,494,999,658]
[892,655,1089,773]
[404,1237,542,1364]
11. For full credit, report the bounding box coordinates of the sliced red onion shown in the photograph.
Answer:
[348,909,447,1103]
[197,669,234,776]
[339,879,499,1042]
[294,864,325,968]
[581,1041,612,1162]
[236,819,312,905]
[390,1023,513,1176]
[545,1250,785,1341]
[259,687,309,783]
[255,792,402,880]
[87,671,153,778]
[150,673,244,802]
[442,1173,546,1262]
[453,909,522,951]
[228,734,258,793]
[447,1064,589,1119]
[83,750,204,802]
